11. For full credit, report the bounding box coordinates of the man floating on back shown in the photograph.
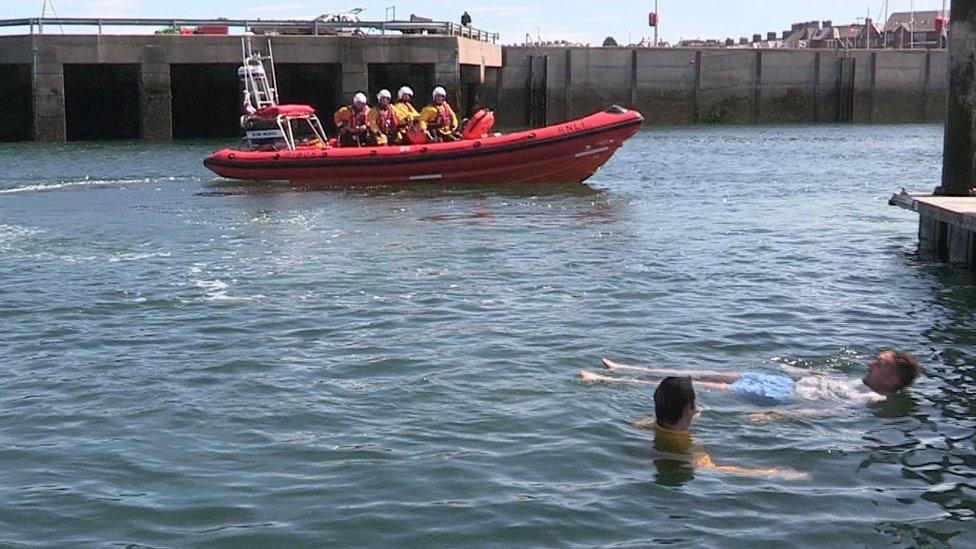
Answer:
[583,350,922,417]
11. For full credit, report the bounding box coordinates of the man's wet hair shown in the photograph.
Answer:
[888,350,923,390]
[654,376,696,428]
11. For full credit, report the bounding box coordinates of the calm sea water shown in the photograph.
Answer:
[1,125,974,547]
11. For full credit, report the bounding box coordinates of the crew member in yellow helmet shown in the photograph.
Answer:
[334,92,371,147]
[368,89,400,146]
[420,86,459,142]
[393,86,424,131]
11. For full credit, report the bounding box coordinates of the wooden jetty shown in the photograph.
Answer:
[891,191,976,262]
[893,0,976,264]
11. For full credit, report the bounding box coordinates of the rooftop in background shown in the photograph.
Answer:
[0,16,499,43]
[884,11,947,32]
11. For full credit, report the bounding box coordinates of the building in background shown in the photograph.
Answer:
[782,21,823,48]
[884,11,948,49]
[808,19,883,49]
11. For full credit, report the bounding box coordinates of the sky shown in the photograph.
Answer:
[2,0,950,44]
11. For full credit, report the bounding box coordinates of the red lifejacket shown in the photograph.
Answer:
[377,106,398,133]
[437,104,454,128]
[352,107,369,129]
[340,106,369,132]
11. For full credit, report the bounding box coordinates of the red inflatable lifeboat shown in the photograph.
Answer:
[204,106,643,186]
[204,38,643,187]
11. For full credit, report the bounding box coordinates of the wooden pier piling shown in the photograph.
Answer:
[893,0,976,263]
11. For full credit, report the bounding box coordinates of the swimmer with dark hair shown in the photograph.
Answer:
[638,377,808,479]
[582,350,922,419]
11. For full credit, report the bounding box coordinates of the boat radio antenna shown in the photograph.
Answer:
[266,37,280,105]
[240,36,279,111]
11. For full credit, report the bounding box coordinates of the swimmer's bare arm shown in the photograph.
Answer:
[602,358,742,384]
[632,422,810,480]
[633,416,657,429]
[745,408,846,422]
[707,463,810,480]
[581,371,733,391]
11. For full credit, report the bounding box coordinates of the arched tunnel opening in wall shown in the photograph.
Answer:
[273,64,341,133]
[63,64,140,141]
[0,64,32,142]
[368,63,435,112]
[170,64,241,139]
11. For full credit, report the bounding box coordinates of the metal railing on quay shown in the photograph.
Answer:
[0,17,499,43]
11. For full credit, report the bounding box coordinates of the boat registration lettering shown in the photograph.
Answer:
[557,121,586,135]
[246,130,285,139]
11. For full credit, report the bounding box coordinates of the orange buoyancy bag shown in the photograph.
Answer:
[407,128,429,145]
[461,109,495,140]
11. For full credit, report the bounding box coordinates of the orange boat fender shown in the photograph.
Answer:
[461,109,496,140]
[407,129,429,145]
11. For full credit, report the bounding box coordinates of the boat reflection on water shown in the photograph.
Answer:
[199,179,609,199]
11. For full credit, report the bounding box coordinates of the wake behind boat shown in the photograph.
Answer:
[203,39,643,187]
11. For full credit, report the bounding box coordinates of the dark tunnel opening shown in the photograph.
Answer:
[273,64,342,133]
[0,64,32,142]
[63,64,140,141]
[367,63,435,111]
[170,64,241,139]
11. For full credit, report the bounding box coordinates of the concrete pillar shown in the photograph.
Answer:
[918,213,944,254]
[941,0,976,196]
[460,64,485,115]
[459,64,484,85]
[341,62,369,103]
[693,50,702,122]
[837,56,855,122]
[565,49,573,119]
[434,61,459,100]
[921,51,932,121]
[527,55,548,126]
[433,60,462,118]
[813,51,821,123]
[867,51,877,123]
[948,224,976,263]
[629,49,638,108]
[753,50,762,123]
[140,63,172,140]
[32,59,66,142]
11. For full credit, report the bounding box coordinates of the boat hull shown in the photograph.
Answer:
[203,108,644,186]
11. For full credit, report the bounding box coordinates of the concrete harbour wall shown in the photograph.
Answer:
[495,47,948,127]
[0,35,950,142]
[0,34,498,142]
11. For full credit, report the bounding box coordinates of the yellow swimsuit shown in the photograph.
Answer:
[647,420,716,469]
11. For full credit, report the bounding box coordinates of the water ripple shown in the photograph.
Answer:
[1,126,974,546]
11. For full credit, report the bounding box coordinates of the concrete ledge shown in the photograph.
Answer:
[890,191,976,232]
[890,190,976,263]
[458,37,501,67]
